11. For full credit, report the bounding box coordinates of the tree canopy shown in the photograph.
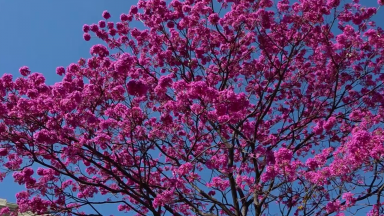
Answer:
[1,0,384,215]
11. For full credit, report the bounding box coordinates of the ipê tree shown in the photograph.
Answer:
[1,0,384,215]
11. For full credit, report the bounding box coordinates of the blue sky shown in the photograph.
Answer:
[0,1,135,86]
[0,0,384,215]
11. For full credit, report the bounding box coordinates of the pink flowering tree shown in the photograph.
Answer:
[1,0,384,215]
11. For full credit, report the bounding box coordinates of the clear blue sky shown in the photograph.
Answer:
[0,0,384,215]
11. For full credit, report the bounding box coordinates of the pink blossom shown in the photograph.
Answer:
[67,63,80,73]
[126,79,147,96]
[107,22,114,29]
[208,13,220,24]
[90,44,109,57]
[0,148,8,156]
[120,14,128,22]
[327,0,341,7]
[82,24,90,32]
[323,117,336,131]
[130,6,138,14]
[326,200,341,213]
[83,33,91,41]
[102,10,111,19]
[89,24,99,32]
[342,192,356,207]
[167,21,175,28]
[178,162,193,175]
[56,66,65,75]
[19,66,31,76]
[98,20,106,28]
[207,177,230,191]
[0,207,10,215]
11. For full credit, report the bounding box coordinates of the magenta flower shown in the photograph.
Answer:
[55,66,65,75]
[127,79,147,96]
[19,66,31,76]
[83,33,91,41]
[102,10,111,19]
